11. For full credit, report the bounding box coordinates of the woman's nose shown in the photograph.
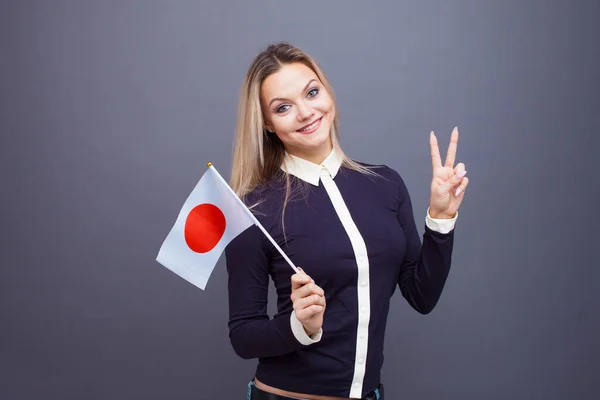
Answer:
[297,102,314,121]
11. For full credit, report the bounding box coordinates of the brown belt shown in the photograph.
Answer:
[248,381,384,400]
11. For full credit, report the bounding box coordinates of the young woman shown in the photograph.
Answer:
[225,42,469,400]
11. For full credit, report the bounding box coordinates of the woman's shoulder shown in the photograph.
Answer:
[243,174,287,198]
[347,159,405,184]
[343,159,412,202]
[240,176,288,215]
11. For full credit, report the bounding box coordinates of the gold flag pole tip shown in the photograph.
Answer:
[207,162,212,167]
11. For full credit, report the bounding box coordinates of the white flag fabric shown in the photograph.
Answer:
[156,166,255,290]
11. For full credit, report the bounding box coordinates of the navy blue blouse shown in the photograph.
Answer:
[225,150,456,398]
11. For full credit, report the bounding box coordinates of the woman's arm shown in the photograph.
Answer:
[394,171,456,314]
[225,225,321,359]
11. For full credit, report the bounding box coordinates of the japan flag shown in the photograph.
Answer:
[156,164,255,290]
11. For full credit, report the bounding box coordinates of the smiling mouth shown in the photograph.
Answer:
[297,117,323,133]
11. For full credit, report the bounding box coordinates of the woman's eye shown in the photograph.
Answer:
[276,105,290,113]
[307,88,319,97]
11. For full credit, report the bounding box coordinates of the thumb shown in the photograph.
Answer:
[297,267,315,284]
[445,169,467,192]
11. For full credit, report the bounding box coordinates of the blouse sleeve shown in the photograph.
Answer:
[225,222,320,360]
[392,169,455,314]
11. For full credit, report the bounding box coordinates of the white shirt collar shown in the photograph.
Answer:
[281,149,342,186]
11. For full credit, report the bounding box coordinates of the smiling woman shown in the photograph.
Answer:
[225,42,469,400]
[229,43,376,201]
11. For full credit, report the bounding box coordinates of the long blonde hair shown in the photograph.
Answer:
[230,42,377,207]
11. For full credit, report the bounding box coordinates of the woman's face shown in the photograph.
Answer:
[261,62,335,164]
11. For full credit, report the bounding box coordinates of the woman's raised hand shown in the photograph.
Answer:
[428,127,469,219]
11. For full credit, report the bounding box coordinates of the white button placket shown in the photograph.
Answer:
[319,166,371,399]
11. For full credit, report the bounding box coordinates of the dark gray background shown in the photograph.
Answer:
[1,1,598,399]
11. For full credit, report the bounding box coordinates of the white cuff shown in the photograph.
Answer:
[425,208,457,234]
[290,311,322,345]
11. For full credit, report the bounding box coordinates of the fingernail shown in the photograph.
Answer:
[453,126,458,133]
[430,131,435,136]
[457,170,467,179]
[455,188,462,196]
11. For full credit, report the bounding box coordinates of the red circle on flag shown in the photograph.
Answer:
[184,203,226,253]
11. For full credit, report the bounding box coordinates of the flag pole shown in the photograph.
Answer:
[207,162,300,274]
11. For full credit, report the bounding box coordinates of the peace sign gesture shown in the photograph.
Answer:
[428,127,469,219]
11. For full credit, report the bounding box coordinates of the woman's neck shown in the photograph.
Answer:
[286,142,333,165]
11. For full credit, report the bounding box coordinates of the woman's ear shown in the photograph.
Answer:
[264,121,274,133]
[261,110,272,132]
